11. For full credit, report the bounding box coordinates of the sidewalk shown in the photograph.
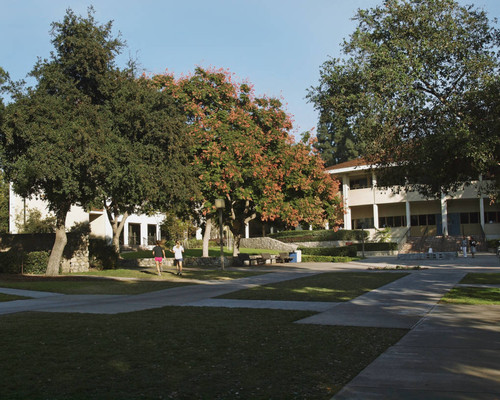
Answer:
[1,254,499,399]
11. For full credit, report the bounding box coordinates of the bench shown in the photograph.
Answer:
[276,252,292,263]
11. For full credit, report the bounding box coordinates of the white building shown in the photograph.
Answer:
[326,159,500,240]
[9,185,164,248]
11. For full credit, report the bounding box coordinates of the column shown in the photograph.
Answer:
[343,175,352,230]
[372,172,379,229]
[405,201,411,229]
[441,194,448,236]
[245,222,250,238]
[480,197,485,231]
[123,220,129,246]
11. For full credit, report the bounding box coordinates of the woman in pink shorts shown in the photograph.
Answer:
[152,240,166,276]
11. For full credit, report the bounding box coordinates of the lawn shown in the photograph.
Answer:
[217,271,408,302]
[0,307,407,399]
[441,273,500,305]
[0,268,265,295]
[0,293,30,302]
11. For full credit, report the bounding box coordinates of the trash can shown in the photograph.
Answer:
[289,250,302,263]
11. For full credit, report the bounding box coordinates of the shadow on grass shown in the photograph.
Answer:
[217,271,408,302]
[0,307,408,399]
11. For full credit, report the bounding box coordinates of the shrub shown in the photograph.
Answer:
[23,251,49,274]
[89,238,118,269]
[299,246,357,257]
[269,229,368,242]
[0,250,49,274]
[351,242,398,251]
[0,251,22,273]
[301,255,356,263]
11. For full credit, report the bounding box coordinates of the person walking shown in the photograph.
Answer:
[461,236,468,258]
[152,240,166,276]
[469,236,477,258]
[172,240,185,276]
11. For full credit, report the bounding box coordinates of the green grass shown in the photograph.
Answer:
[440,273,500,305]
[0,293,30,302]
[0,268,266,295]
[0,307,407,399]
[441,287,500,305]
[217,272,408,302]
[459,273,500,285]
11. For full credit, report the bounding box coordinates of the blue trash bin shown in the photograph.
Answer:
[289,252,297,263]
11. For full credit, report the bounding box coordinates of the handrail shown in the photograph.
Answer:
[417,226,429,252]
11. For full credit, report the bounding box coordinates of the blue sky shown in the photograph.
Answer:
[1,0,499,138]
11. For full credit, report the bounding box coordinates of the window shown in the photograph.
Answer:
[410,214,436,226]
[350,176,371,189]
[485,211,498,223]
[461,212,479,224]
[379,215,406,227]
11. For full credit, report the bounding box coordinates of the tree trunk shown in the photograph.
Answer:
[202,218,212,257]
[105,205,128,255]
[46,207,69,276]
[232,232,241,257]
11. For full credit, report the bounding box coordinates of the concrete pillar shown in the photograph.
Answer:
[441,194,448,236]
[372,172,379,229]
[405,201,411,230]
[343,175,352,230]
[245,222,250,238]
[123,220,129,246]
[480,196,485,232]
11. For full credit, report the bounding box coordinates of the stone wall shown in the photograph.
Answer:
[240,237,297,252]
[118,256,235,269]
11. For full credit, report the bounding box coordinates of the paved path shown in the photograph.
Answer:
[1,254,500,399]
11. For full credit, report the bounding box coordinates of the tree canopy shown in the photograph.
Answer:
[154,67,342,254]
[308,0,500,197]
[0,8,196,273]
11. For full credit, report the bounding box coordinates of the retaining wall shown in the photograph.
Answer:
[240,237,297,252]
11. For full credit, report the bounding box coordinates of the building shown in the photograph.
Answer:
[8,185,164,248]
[327,159,500,240]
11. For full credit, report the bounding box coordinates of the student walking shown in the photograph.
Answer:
[152,240,166,276]
[461,236,468,258]
[173,240,185,276]
[469,237,477,258]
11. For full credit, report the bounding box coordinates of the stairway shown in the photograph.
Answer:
[400,236,464,254]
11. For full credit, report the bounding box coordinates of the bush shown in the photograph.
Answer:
[269,229,368,243]
[487,239,500,249]
[89,238,118,269]
[299,246,357,257]
[23,251,49,274]
[351,242,398,251]
[301,255,357,263]
[0,250,49,274]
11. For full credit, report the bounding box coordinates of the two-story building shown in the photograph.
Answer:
[327,159,500,240]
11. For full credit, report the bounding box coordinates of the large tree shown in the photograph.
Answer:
[1,8,122,275]
[154,68,342,255]
[308,0,500,197]
[98,72,198,253]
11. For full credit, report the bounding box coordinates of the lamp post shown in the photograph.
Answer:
[215,198,225,270]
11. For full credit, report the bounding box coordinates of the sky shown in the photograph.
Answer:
[1,0,499,138]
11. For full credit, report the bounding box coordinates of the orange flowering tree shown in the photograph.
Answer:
[153,67,342,255]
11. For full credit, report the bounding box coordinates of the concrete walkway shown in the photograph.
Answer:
[1,254,500,399]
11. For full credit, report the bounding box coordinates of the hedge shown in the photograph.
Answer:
[301,255,357,263]
[351,242,398,251]
[0,250,49,274]
[298,246,357,257]
[269,229,368,243]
